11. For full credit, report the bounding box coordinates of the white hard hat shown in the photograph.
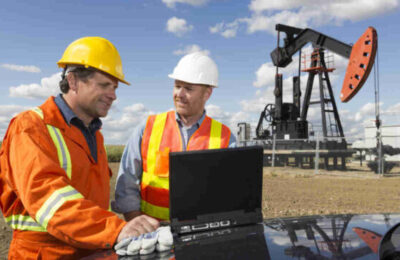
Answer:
[168,52,218,87]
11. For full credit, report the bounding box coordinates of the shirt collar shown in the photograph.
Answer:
[175,110,206,128]
[54,94,102,130]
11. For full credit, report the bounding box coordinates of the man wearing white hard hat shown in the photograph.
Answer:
[113,52,236,221]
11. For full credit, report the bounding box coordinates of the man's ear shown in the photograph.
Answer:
[67,73,78,92]
[204,86,213,102]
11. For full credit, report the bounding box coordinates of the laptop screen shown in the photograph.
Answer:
[169,146,263,222]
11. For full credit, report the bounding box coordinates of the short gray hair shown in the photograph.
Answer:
[59,66,96,93]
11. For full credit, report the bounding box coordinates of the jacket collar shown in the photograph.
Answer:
[175,110,206,129]
[40,96,69,130]
[54,94,102,131]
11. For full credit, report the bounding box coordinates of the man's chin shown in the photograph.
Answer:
[175,107,188,115]
[97,110,109,118]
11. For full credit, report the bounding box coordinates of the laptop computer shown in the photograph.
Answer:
[169,146,264,235]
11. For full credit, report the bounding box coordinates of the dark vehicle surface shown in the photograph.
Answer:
[263,213,400,259]
[85,213,400,260]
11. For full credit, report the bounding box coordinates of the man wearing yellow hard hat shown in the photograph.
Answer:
[113,52,236,221]
[0,36,159,259]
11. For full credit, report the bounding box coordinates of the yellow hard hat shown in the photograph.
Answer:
[57,36,130,85]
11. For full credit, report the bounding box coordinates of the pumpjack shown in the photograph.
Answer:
[255,24,377,150]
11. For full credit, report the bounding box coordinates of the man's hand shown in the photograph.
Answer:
[117,215,159,243]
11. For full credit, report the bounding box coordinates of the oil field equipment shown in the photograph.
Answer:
[250,24,377,168]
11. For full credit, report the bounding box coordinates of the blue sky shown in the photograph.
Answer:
[1,0,399,144]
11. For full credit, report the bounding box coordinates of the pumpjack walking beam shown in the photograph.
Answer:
[271,23,377,103]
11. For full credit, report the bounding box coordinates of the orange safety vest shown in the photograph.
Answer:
[0,97,125,259]
[140,111,231,220]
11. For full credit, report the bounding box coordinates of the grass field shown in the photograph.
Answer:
[105,145,125,162]
[0,161,399,258]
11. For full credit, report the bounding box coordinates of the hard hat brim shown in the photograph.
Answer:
[168,74,217,88]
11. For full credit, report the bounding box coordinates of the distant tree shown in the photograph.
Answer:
[367,145,399,174]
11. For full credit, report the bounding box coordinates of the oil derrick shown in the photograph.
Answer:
[301,48,345,142]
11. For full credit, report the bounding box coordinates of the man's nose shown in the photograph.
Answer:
[175,87,184,97]
[108,88,117,101]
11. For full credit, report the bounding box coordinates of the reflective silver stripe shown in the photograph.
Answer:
[31,107,44,119]
[46,125,72,179]
[36,186,83,229]
[31,107,72,179]
[5,215,46,232]
[48,126,67,173]
[53,126,72,178]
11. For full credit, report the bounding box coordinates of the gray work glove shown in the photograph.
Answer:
[114,236,133,256]
[156,226,173,252]
[115,226,173,256]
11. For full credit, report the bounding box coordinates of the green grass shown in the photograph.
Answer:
[105,145,125,162]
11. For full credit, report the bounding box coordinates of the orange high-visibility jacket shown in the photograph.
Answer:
[140,111,231,220]
[0,97,126,259]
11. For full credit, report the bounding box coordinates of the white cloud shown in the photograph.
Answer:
[206,104,228,119]
[249,0,398,21]
[335,101,397,141]
[209,23,222,34]
[240,88,274,113]
[323,0,398,22]
[354,102,376,121]
[173,44,210,56]
[249,0,312,12]
[209,9,309,37]
[1,63,41,73]
[206,104,236,128]
[360,102,377,114]
[0,104,30,117]
[209,20,241,38]
[384,103,400,116]
[212,0,398,37]
[162,0,209,8]
[253,63,277,88]
[246,10,310,34]
[9,73,62,99]
[166,17,193,37]
[205,104,252,137]
[101,103,156,144]
[0,105,31,139]
[341,115,373,141]
[253,48,308,88]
